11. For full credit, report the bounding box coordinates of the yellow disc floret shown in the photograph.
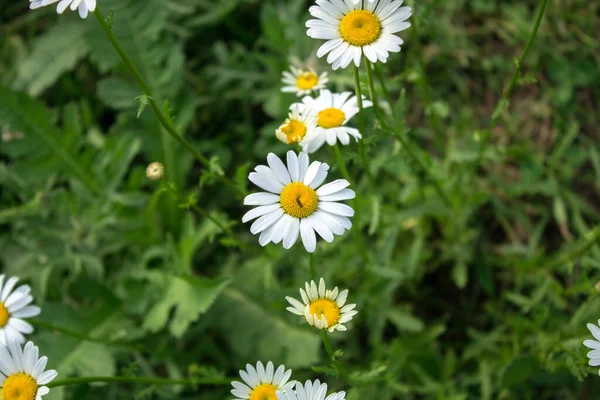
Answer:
[309,298,341,327]
[296,71,319,90]
[317,108,345,129]
[2,373,39,400]
[339,10,381,46]
[279,119,307,144]
[249,383,278,400]
[0,302,9,328]
[280,182,319,218]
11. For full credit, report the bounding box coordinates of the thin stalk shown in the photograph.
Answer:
[321,330,350,383]
[309,253,316,279]
[332,145,351,181]
[30,320,140,350]
[47,376,232,389]
[92,8,242,196]
[364,59,380,115]
[374,64,393,107]
[352,64,375,191]
[474,0,549,168]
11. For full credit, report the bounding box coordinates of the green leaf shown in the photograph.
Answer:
[387,309,425,332]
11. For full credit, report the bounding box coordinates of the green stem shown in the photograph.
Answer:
[92,8,242,197]
[332,145,351,181]
[30,320,140,350]
[47,376,232,389]
[352,64,375,190]
[374,64,393,107]
[321,330,349,382]
[474,0,549,167]
[309,252,316,279]
[364,59,380,115]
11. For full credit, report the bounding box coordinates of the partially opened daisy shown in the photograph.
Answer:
[583,320,600,374]
[0,339,58,400]
[277,380,346,400]
[29,0,97,19]
[293,90,372,153]
[306,0,412,69]
[282,66,329,97]
[0,275,41,345]
[276,105,317,146]
[231,361,294,400]
[286,278,358,332]
[243,151,355,253]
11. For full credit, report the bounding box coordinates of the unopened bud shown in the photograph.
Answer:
[146,162,164,181]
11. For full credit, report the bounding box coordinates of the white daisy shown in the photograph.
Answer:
[29,0,97,19]
[293,90,372,153]
[276,105,318,147]
[231,361,295,400]
[583,320,600,375]
[0,339,58,400]
[0,275,41,346]
[306,0,412,69]
[286,278,358,332]
[277,380,345,400]
[282,66,329,97]
[243,151,355,253]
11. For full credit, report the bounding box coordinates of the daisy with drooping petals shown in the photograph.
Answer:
[583,320,600,374]
[282,66,329,97]
[29,0,97,19]
[0,275,41,345]
[0,339,58,400]
[276,106,317,146]
[277,380,346,400]
[243,151,355,253]
[306,0,412,69]
[286,278,358,332]
[231,361,295,400]
[293,90,372,153]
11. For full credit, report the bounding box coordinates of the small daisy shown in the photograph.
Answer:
[306,0,412,69]
[583,320,600,374]
[276,106,318,146]
[282,66,329,97]
[243,151,355,253]
[0,275,41,345]
[231,361,295,400]
[286,278,358,332]
[293,90,372,153]
[29,0,97,19]
[277,380,345,400]
[0,339,58,400]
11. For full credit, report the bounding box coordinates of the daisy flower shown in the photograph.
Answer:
[0,339,58,400]
[583,320,600,374]
[306,0,412,69]
[286,278,358,332]
[243,151,355,253]
[282,66,329,97]
[276,105,318,146]
[277,380,345,400]
[29,0,97,19]
[0,275,41,345]
[293,90,372,153]
[231,361,294,400]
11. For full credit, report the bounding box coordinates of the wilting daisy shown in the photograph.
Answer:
[293,90,372,153]
[243,151,355,253]
[0,275,41,345]
[583,320,600,374]
[276,106,317,146]
[286,278,358,332]
[231,361,294,400]
[277,380,346,400]
[29,0,97,19]
[306,0,412,69]
[282,66,329,97]
[0,340,58,400]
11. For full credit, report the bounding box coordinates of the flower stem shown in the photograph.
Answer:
[373,63,393,107]
[332,145,351,181]
[92,8,242,196]
[352,64,375,191]
[474,0,549,168]
[321,330,349,382]
[309,252,316,279]
[47,376,232,389]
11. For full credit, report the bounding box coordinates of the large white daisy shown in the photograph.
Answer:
[306,0,412,69]
[0,339,58,400]
[243,151,355,253]
[293,90,372,153]
[282,66,329,97]
[583,320,600,375]
[0,275,41,346]
[276,105,318,147]
[286,278,358,332]
[231,361,295,400]
[29,0,97,19]
[277,380,345,400]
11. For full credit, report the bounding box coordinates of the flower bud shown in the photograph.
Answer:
[146,162,164,181]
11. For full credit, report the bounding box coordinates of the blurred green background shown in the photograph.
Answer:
[1,0,600,398]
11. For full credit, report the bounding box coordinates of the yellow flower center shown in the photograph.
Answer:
[296,72,319,90]
[2,373,39,400]
[0,302,10,328]
[309,298,340,327]
[317,108,345,129]
[280,182,319,219]
[249,383,278,400]
[281,119,307,144]
[339,10,381,46]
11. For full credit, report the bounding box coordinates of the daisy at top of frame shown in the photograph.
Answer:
[29,0,97,19]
